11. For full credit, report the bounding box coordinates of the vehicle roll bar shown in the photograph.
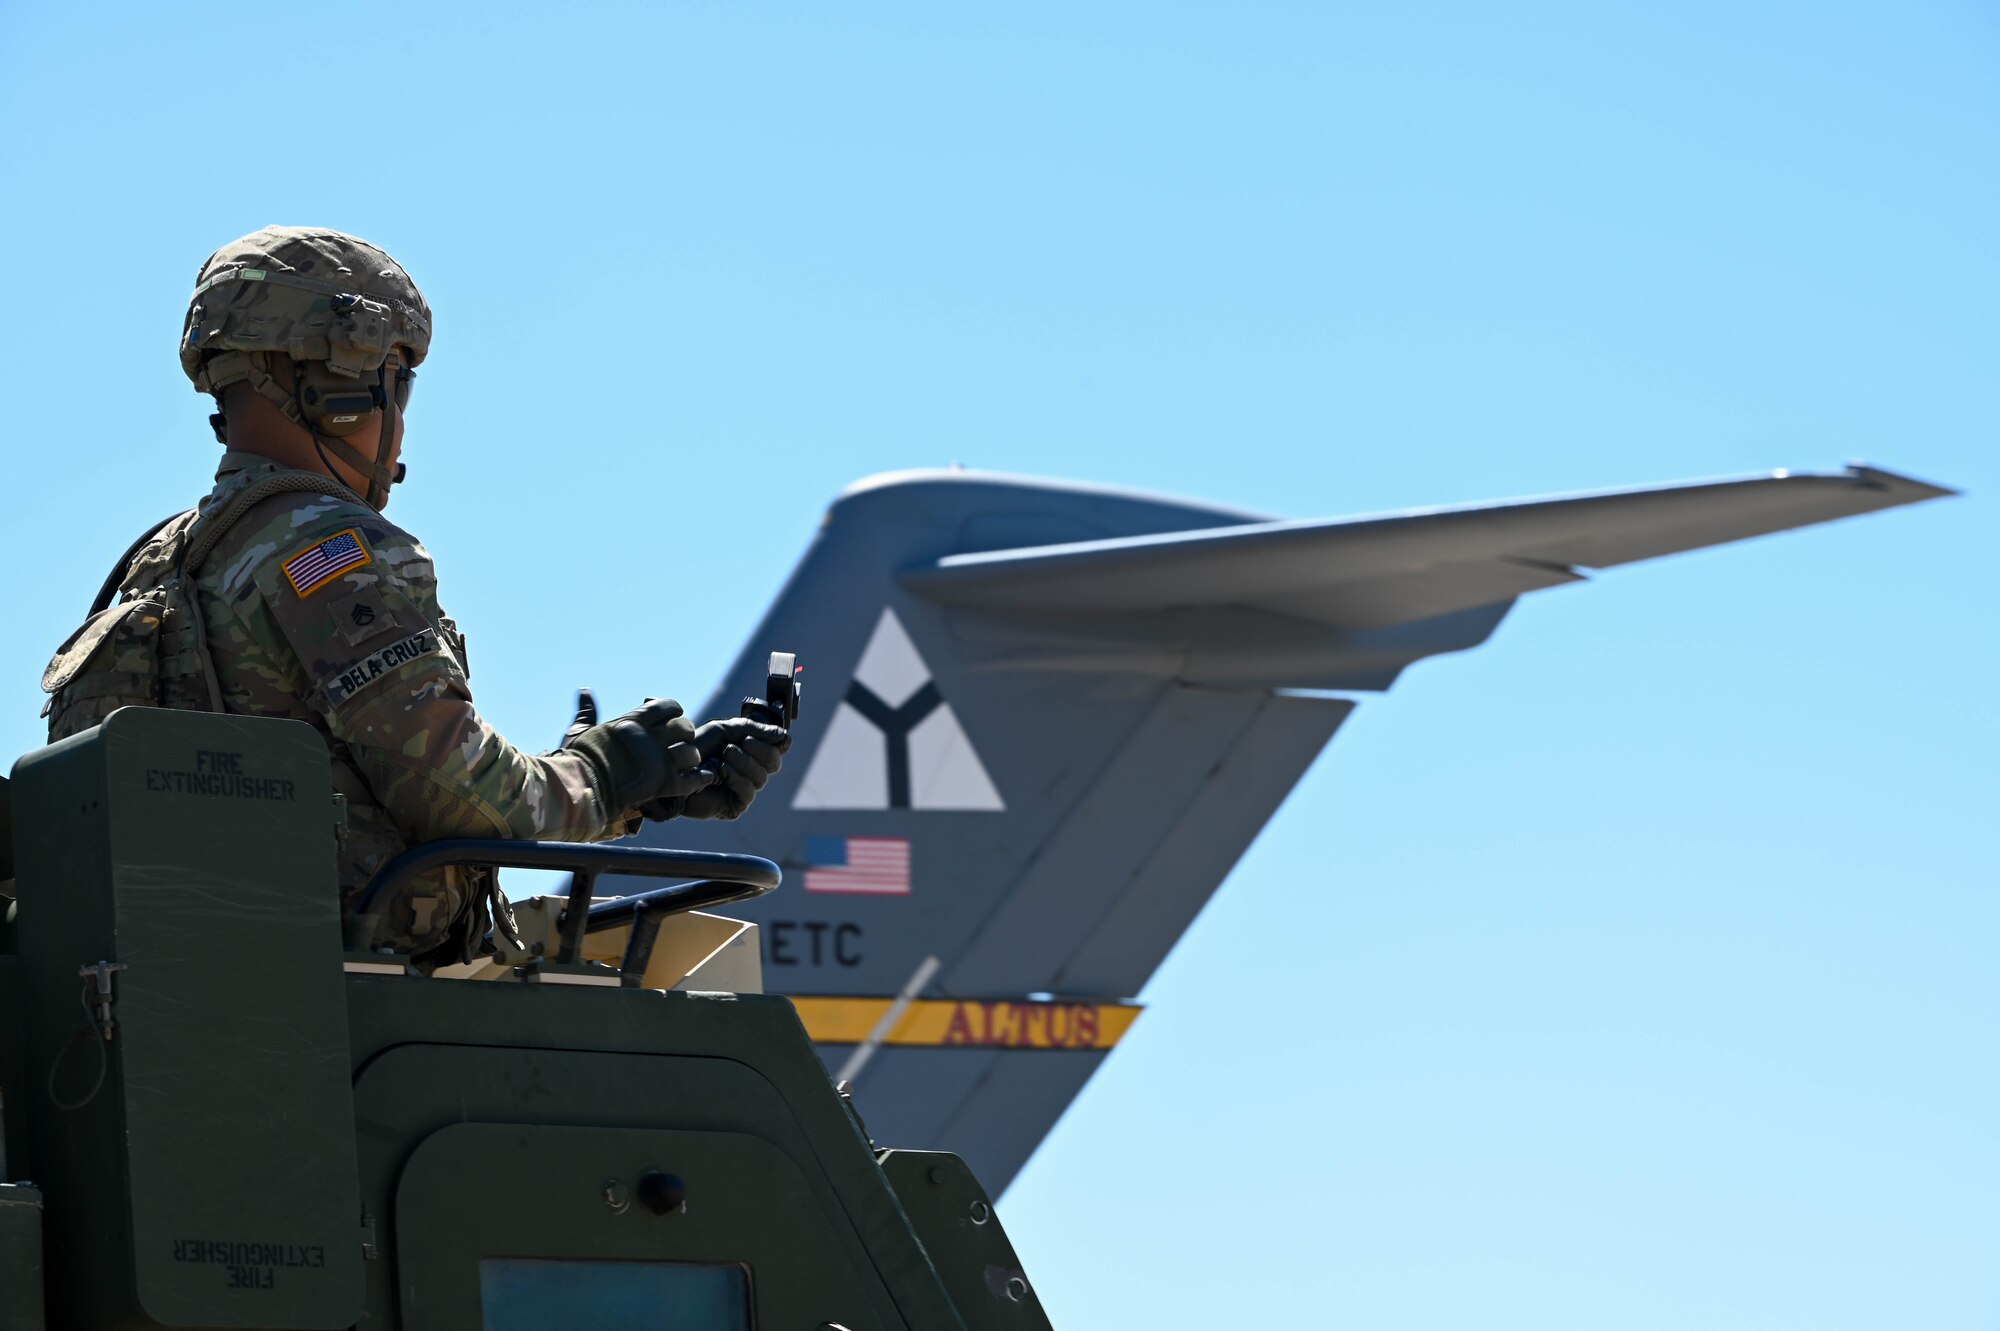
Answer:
[354,841,781,966]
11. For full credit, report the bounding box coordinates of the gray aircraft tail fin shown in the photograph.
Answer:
[627,463,1950,1190]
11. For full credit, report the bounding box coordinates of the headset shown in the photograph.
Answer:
[292,294,416,499]
[195,289,419,506]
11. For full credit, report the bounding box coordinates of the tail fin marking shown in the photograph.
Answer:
[793,609,1004,810]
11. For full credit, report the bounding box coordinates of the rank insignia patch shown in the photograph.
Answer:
[282,528,372,597]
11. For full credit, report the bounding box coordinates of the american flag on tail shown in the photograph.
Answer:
[803,836,911,895]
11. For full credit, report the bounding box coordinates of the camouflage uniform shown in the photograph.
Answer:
[193,452,636,961]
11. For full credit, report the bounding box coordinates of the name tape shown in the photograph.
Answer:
[323,628,446,707]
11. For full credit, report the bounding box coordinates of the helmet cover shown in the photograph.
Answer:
[180,226,432,395]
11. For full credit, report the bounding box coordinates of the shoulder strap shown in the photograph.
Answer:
[84,473,364,617]
[88,513,185,616]
[173,472,365,716]
[184,472,366,575]
[67,473,366,718]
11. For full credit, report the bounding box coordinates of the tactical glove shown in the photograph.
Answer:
[640,718,791,821]
[560,695,707,815]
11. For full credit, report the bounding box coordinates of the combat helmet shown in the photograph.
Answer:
[180,226,431,508]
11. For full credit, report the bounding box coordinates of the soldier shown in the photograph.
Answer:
[43,226,787,967]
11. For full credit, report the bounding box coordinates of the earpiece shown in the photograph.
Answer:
[292,354,411,439]
[294,361,381,437]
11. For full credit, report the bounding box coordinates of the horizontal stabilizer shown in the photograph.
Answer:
[902,465,1954,631]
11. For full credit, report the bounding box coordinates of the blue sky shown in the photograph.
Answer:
[3,3,1994,1326]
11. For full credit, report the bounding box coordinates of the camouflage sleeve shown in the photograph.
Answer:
[231,503,631,844]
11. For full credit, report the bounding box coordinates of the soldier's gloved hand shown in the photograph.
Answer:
[560,697,707,814]
[640,718,791,821]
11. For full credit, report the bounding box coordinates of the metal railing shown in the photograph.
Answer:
[355,841,781,967]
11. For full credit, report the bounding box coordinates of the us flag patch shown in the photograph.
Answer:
[282,528,372,597]
[803,836,911,895]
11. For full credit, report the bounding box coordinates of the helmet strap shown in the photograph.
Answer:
[200,349,398,509]
[245,351,310,425]
[290,359,397,510]
[371,360,401,505]
[196,350,310,430]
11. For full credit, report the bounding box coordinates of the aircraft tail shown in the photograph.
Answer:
[623,463,1950,1189]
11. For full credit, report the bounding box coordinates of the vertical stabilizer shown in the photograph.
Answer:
[617,463,1952,1190]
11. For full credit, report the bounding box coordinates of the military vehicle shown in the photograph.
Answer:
[0,705,1049,1330]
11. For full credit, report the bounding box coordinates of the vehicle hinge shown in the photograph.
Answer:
[834,1080,877,1151]
[360,1204,379,1261]
[79,960,128,1041]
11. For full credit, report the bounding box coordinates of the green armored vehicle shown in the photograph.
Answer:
[0,708,1050,1330]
